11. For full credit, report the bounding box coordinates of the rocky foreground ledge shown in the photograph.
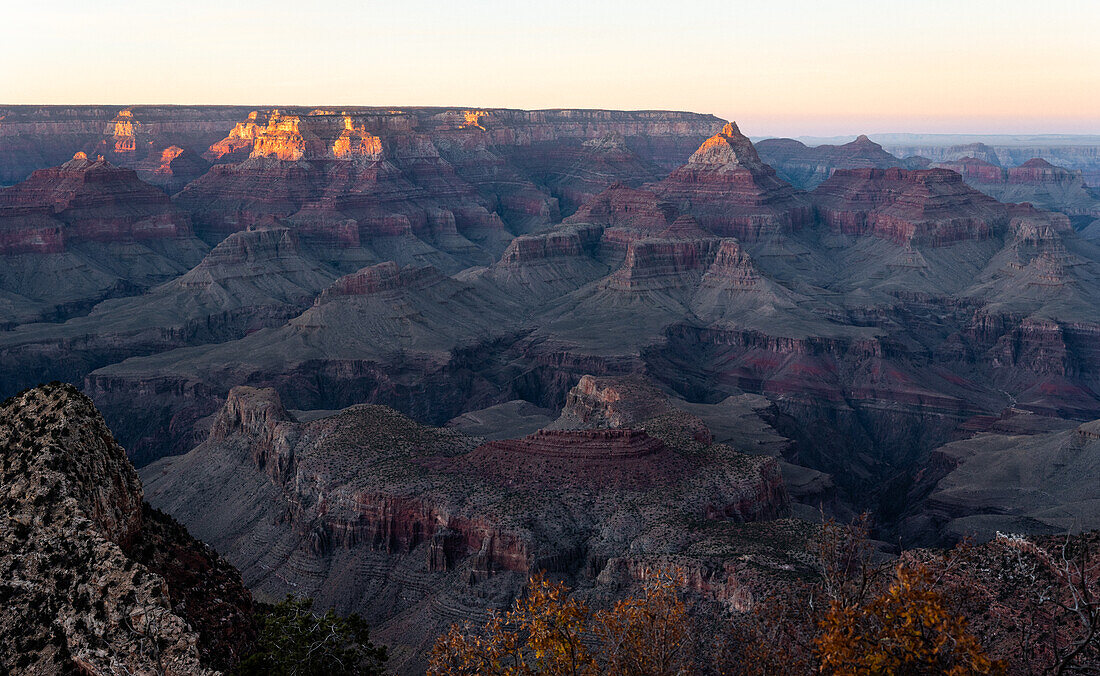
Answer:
[0,382,254,675]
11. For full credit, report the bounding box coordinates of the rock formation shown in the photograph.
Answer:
[901,412,1100,544]
[3,106,1100,557]
[756,134,905,190]
[0,152,196,251]
[811,167,1010,246]
[550,373,682,430]
[473,224,609,303]
[0,153,208,325]
[0,382,254,674]
[883,137,1100,188]
[499,130,664,216]
[177,108,721,273]
[0,226,335,398]
[141,383,792,672]
[0,105,253,186]
[135,144,212,194]
[0,106,715,329]
[85,260,524,463]
[179,111,511,268]
[652,123,814,241]
[934,157,1100,229]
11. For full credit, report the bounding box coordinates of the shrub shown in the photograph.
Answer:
[428,570,692,676]
[816,563,1005,675]
[237,596,387,676]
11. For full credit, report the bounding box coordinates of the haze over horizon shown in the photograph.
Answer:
[3,0,1098,138]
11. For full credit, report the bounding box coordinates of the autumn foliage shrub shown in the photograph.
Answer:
[430,521,1099,674]
[428,570,691,676]
[816,563,1005,675]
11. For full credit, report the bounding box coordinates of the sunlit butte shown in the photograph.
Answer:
[2,0,1098,136]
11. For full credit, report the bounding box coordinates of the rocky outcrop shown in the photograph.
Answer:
[496,225,602,264]
[565,183,670,232]
[811,167,1010,246]
[555,373,678,429]
[653,123,814,241]
[205,111,266,162]
[0,105,252,186]
[0,383,254,674]
[135,144,212,194]
[109,109,137,154]
[0,153,195,252]
[607,227,720,291]
[755,134,904,190]
[699,238,763,291]
[0,153,208,325]
[212,111,387,164]
[179,111,511,268]
[934,157,1100,227]
[141,385,792,671]
[563,183,674,257]
[473,224,609,304]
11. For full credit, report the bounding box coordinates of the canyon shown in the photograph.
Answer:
[2,105,1100,671]
[139,379,796,673]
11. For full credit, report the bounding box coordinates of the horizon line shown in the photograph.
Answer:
[2,102,1097,140]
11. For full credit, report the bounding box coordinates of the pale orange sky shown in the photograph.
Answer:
[2,0,1098,137]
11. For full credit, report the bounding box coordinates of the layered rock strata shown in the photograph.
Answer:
[0,105,252,186]
[756,134,905,190]
[85,260,524,463]
[933,157,1100,228]
[0,226,334,396]
[180,107,721,261]
[0,153,208,324]
[652,123,814,241]
[141,384,792,673]
[0,153,196,253]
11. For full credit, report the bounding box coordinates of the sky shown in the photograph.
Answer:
[2,0,1098,137]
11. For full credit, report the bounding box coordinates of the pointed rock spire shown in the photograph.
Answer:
[686,121,767,171]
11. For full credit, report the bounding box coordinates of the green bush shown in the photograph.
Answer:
[238,596,387,676]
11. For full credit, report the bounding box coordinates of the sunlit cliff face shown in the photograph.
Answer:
[687,122,767,173]
[331,116,384,160]
[110,109,136,153]
[154,146,185,176]
[230,120,261,142]
[206,110,389,163]
[462,110,489,131]
[205,110,267,160]
[250,113,307,161]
